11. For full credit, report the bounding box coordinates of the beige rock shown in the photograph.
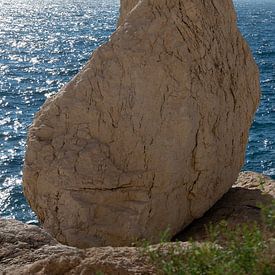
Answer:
[23,0,260,247]
[0,219,155,275]
[0,219,58,271]
[117,0,139,26]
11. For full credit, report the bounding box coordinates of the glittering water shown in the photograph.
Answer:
[235,0,275,179]
[0,0,274,223]
[0,0,119,222]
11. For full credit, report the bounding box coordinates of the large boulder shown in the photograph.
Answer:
[23,0,260,247]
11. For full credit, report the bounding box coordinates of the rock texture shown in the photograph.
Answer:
[117,0,139,26]
[23,0,260,247]
[0,220,155,275]
[2,172,274,274]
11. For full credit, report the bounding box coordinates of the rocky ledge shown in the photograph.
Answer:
[1,172,274,274]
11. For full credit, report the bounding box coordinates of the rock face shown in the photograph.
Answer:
[0,219,155,275]
[23,0,260,247]
[117,0,139,26]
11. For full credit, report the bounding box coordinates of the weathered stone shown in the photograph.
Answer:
[23,0,260,247]
[0,219,58,271]
[117,0,139,27]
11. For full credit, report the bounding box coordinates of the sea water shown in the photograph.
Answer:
[0,0,274,223]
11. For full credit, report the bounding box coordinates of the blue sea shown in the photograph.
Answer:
[0,0,274,223]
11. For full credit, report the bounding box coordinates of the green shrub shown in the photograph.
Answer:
[142,201,275,275]
[261,200,275,231]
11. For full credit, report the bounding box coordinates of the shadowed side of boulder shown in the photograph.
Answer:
[175,172,275,241]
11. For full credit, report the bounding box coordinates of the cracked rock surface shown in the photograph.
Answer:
[175,171,275,241]
[0,219,155,274]
[23,0,260,247]
[117,0,139,26]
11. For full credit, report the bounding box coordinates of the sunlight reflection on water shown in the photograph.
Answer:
[0,0,274,223]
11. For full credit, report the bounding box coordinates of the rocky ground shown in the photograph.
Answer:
[1,172,274,274]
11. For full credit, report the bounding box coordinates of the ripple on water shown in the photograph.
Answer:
[0,0,119,222]
[0,0,274,223]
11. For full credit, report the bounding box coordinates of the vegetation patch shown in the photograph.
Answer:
[141,201,275,275]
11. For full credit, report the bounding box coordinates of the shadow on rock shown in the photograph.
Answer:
[174,171,274,242]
